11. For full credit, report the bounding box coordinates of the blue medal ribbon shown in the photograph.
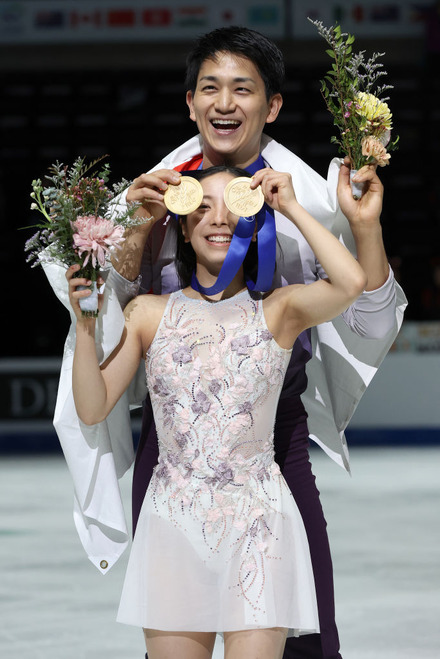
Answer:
[191,155,276,295]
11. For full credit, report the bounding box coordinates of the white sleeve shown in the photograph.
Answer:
[341,265,397,339]
[106,267,141,310]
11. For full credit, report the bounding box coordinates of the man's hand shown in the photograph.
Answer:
[127,169,181,223]
[112,169,181,281]
[338,158,389,291]
[337,158,383,228]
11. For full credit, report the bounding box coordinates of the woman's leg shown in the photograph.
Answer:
[274,397,342,659]
[144,629,216,659]
[224,628,288,659]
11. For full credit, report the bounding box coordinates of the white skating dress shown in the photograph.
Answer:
[117,289,319,636]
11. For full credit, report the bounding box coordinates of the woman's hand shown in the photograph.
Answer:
[251,168,298,216]
[337,158,384,229]
[126,169,181,224]
[66,264,104,321]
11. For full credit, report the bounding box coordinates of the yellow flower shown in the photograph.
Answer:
[355,92,392,133]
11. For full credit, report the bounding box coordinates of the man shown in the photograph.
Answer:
[46,26,406,659]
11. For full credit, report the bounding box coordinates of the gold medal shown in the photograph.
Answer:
[164,176,203,215]
[224,177,264,217]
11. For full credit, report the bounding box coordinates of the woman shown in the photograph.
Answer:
[69,166,366,659]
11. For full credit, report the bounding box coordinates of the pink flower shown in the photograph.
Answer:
[192,456,204,471]
[234,473,248,485]
[203,347,226,379]
[233,518,248,531]
[243,558,257,572]
[251,507,265,518]
[177,408,191,433]
[229,417,249,434]
[72,215,125,268]
[361,136,391,167]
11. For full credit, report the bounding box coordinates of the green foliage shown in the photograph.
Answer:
[308,18,399,170]
[24,156,140,277]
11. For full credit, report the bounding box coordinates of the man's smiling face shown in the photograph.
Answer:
[186,51,282,169]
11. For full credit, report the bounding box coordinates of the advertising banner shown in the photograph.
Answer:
[0,0,285,44]
[292,0,427,38]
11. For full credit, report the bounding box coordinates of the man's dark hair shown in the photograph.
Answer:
[175,165,258,288]
[185,26,285,100]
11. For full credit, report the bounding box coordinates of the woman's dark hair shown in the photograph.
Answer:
[185,26,285,100]
[175,165,258,288]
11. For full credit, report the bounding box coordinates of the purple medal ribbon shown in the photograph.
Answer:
[191,155,276,295]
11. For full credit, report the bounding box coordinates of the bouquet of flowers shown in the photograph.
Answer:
[25,156,141,316]
[309,19,399,198]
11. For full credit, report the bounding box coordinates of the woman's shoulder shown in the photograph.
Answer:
[139,292,172,307]
[124,293,171,322]
[124,293,173,349]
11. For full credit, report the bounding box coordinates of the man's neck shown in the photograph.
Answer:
[202,147,262,171]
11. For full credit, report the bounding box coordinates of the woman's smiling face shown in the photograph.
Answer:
[181,171,241,276]
[186,52,282,169]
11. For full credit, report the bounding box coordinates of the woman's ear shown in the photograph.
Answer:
[179,217,190,243]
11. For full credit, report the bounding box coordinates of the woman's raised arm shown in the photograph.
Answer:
[67,264,145,425]
[252,169,367,333]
